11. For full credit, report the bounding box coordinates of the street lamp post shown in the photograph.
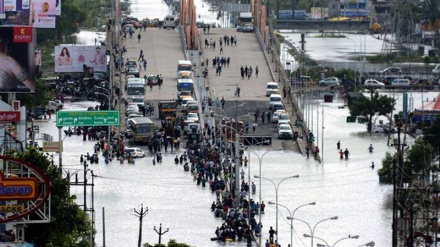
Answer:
[247,148,280,245]
[332,235,359,246]
[357,241,375,247]
[291,216,338,247]
[269,201,316,247]
[304,234,329,246]
[254,175,300,244]
[153,223,169,244]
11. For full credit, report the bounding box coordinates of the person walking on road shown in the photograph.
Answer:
[305,146,310,159]
[337,140,341,150]
[283,86,286,98]
[314,146,320,160]
[344,148,350,160]
[137,33,141,43]
[255,66,259,77]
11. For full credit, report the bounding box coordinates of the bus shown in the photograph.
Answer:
[127,78,145,100]
[129,117,155,144]
[177,78,194,92]
[177,60,192,78]
[238,12,252,26]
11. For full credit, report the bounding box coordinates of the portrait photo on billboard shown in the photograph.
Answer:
[54,46,107,73]
[0,27,36,93]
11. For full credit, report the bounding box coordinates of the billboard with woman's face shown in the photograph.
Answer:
[0,27,36,93]
[54,46,107,73]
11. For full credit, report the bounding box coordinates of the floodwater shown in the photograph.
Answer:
[64,0,440,246]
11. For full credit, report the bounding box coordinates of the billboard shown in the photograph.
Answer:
[0,26,36,93]
[54,46,107,73]
[2,0,31,26]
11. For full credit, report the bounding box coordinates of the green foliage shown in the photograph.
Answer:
[143,240,192,247]
[404,138,434,177]
[378,152,396,184]
[348,92,396,132]
[16,79,53,109]
[11,148,92,246]
[423,115,440,151]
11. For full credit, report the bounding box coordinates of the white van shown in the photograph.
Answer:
[124,148,145,158]
[177,60,192,78]
[269,94,282,109]
[266,82,279,96]
[163,15,176,29]
[391,78,410,87]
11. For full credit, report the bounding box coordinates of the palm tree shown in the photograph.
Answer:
[416,0,440,48]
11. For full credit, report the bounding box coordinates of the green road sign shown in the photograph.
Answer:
[56,111,120,127]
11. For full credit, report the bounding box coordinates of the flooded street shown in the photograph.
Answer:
[60,1,440,246]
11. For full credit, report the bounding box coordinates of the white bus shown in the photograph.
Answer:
[163,15,176,29]
[127,78,145,100]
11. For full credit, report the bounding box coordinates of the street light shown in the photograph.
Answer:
[290,216,338,247]
[254,174,300,243]
[304,234,329,246]
[269,201,316,247]
[333,235,359,246]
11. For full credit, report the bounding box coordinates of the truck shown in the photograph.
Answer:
[158,100,177,120]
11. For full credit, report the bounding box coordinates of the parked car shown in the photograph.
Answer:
[271,102,285,113]
[186,113,199,123]
[266,82,279,96]
[127,67,140,78]
[319,77,340,86]
[237,23,254,33]
[364,79,385,87]
[277,113,291,125]
[272,110,287,123]
[278,124,293,139]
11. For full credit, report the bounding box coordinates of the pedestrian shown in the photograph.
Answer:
[337,140,340,150]
[368,144,374,153]
[339,149,344,159]
[266,111,271,123]
[268,226,276,243]
[221,97,225,109]
[143,59,147,71]
[305,146,310,159]
[260,201,266,214]
[283,86,286,98]
[206,58,209,67]
[255,66,259,77]
[314,146,320,160]
[241,169,245,180]
[235,86,240,97]
[252,123,256,133]
[137,33,141,43]
[261,112,265,124]
[288,86,291,98]
[344,148,350,159]
[219,46,223,55]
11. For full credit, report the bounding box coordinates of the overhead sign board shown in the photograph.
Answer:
[56,111,120,127]
[42,141,62,152]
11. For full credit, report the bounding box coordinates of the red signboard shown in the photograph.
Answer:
[0,112,20,122]
[13,26,33,43]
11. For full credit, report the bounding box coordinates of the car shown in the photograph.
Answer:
[181,97,195,110]
[278,124,293,139]
[127,67,140,78]
[364,79,385,87]
[277,113,291,125]
[94,71,109,81]
[272,110,287,123]
[379,67,401,74]
[271,102,285,113]
[124,147,145,158]
[237,23,254,33]
[269,94,282,109]
[186,112,199,123]
[178,91,192,102]
[372,124,397,133]
[319,77,340,86]
[266,82,279,96]
[126,60,137,69]
[146,75,159,85]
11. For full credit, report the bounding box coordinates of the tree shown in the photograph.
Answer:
[11,148,92,246]
[143,239,192,247]
[348,91,396,133]
[16,79,53,110]
[423,115,440,152]
[416,0,440,48]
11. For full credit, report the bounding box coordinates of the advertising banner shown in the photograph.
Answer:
[2,0,31,26]
[54,46,107,73]
[13,26,32,42]
[33,0,60,16]
[32,15,55,28]
[0,27,36,93]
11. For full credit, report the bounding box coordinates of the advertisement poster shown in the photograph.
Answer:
[0,27,36,93]
[2,0,30,26]
[54,46,107,73]
[33,0,60,16]
[33,14,55,28]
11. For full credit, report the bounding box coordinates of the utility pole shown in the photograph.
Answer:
[153,223,169,244]
[133,204,148,247]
